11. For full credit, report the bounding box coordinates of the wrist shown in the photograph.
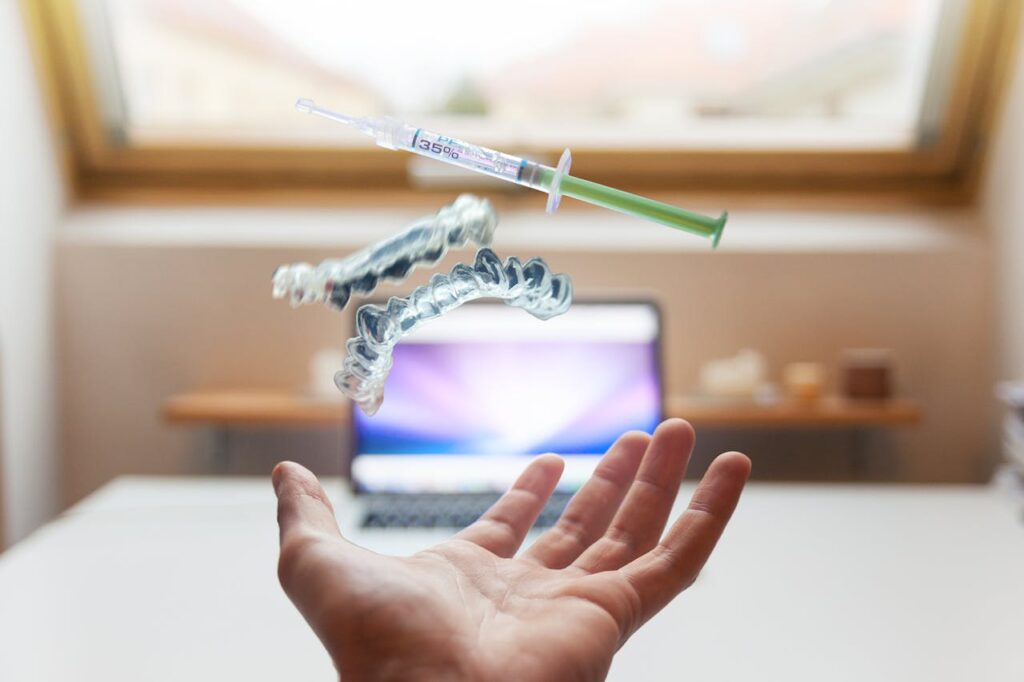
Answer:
[337,650,480,682]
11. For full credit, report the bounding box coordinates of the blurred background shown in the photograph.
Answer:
[0,0,1022,545]
[6,2,1024,680]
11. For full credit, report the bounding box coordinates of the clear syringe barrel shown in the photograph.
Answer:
[296,99,542,189]
[397,124,542,188]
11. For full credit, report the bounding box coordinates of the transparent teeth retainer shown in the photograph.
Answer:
[272,195,497,311]
[273,195,572,414]
[338,248,572,415]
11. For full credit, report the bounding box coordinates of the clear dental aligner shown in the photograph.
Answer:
[271,194,497,311]
[337,248,573,415]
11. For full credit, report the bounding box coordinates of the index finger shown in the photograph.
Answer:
[455,454,565,557]
[618,451,750,628]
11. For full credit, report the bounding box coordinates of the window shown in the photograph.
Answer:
[25,0,1023,198]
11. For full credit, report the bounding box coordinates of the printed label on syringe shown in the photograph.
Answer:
[411,129,525,183]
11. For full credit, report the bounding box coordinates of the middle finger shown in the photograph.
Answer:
[572,419,695,573]
[523,430,650,568]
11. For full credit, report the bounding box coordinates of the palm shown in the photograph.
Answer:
[274,420,750,682]
[315,544,625,679]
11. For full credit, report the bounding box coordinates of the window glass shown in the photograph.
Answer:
[96,0,953,150]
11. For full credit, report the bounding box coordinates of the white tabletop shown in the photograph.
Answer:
[2,476,1023,681]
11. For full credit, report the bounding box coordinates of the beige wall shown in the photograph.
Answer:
[56,207,993,506]
[984,11,1024,381]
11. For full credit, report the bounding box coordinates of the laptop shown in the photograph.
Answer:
[347,300,663,530]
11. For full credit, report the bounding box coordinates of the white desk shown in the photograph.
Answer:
[2,477,1024,681]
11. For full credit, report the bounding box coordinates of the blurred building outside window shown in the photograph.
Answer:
[95,0,952,151]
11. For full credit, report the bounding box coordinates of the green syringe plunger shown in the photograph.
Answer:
[532,151,726,247]
[296,98,727,247]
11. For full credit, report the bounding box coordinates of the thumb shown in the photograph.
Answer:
[272,462,356,645]
[272,461,343,546]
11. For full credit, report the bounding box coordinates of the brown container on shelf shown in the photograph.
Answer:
[783,362,826,403]
[841,349,893,400]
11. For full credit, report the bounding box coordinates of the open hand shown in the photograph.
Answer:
[273,419,750,681]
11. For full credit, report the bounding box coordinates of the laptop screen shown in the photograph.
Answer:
[352,301,662,493]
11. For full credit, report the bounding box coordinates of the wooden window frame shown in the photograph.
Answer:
[21,0,1024,205]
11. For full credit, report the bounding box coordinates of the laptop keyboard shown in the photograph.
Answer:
[360,492,574,529]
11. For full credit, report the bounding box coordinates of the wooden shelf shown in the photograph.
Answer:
[667,395,921,428]
[163,389,348,427]
[163,389,921,429]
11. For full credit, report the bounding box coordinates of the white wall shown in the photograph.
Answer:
[984,15,1024,381]
[0,2,66,544]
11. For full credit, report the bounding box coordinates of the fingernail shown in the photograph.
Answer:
[271,463,288,495]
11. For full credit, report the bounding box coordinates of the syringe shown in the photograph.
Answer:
[296,99,727,247]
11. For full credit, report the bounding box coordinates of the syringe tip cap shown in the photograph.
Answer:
[710,211,728,249]
[295,98,316,113]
